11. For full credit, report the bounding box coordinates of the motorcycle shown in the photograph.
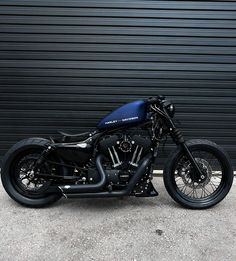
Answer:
[1,96,233,209]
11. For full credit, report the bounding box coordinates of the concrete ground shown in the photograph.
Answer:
[0,177,235,261]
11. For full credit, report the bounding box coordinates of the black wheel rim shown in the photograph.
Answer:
[10,148,55,198]
[172,148,225,203]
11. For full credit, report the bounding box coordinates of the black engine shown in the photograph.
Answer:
[96,133,152,186]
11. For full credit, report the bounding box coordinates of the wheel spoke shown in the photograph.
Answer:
[200,187,205,197]
[174,149,223,201]
[209,181,217,191]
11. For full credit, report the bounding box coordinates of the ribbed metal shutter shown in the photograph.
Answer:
[0,0,236,168]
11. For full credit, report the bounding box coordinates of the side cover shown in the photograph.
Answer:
[97,100,147,129]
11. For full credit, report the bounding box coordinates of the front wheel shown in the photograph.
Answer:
[163,139,234,209]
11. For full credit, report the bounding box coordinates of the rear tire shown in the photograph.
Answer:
[1,138,62,208]
[163,139,234,209]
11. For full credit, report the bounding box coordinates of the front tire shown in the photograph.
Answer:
[1,138,62,208]
[163,139,234,209]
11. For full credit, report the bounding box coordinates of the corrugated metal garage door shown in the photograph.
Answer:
[0,0,236,168]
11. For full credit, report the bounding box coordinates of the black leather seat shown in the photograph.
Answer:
[58,130,90,142]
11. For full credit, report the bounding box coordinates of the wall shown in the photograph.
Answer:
[0,0,236,167]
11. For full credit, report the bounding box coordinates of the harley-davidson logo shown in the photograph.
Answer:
[105,116,138,125]
[122,116,139,122]
[105,120,118,125]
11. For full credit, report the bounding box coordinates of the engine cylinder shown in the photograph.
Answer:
[98,133,152,185]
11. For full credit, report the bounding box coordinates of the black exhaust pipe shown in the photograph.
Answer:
[58,154,106,194]
[64,153,152,198]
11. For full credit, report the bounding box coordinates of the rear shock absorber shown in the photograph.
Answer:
[33,145,53,172]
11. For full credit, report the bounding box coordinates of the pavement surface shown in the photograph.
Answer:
[0,177,236,261]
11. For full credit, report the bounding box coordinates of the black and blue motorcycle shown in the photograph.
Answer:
[1,96,233,208]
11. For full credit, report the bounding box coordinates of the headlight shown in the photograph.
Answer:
[165,102,175,118]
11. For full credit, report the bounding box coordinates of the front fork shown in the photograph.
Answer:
[169,127,203,179]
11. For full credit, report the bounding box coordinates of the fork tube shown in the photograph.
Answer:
[180,143,203,179]
[165,115,203,178]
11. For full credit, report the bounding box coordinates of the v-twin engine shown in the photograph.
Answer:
[98,133,152,186]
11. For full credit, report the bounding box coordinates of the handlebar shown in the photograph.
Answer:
[146,95,165,105]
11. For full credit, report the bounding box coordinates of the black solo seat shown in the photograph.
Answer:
[57,130,90,142]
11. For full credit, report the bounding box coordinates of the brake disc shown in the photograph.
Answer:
[178,158,212,189]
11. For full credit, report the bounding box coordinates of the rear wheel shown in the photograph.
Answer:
[1,138,62,208]
[163,139,234,209]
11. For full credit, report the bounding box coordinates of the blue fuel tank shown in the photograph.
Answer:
[97,100,147,130]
